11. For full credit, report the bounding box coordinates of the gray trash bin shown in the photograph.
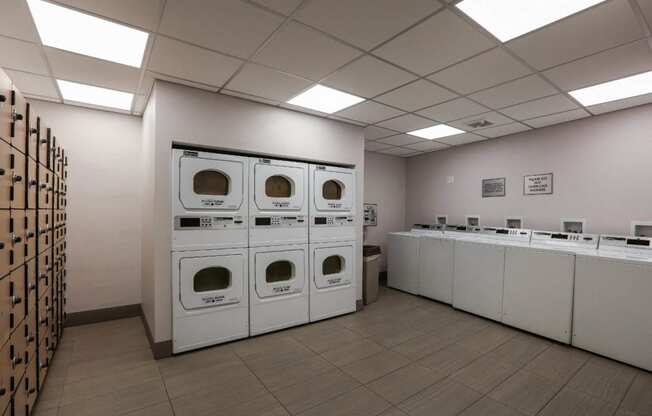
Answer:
[363,245,381,305]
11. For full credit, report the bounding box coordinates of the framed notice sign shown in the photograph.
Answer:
[482,177,506,198]
[524,173,553,195]
[364,203,377,226]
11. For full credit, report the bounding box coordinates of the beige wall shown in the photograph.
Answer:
[363,151,407,270]
[406,104,652,235]
[31,100,143,314]
[142,81,364,342]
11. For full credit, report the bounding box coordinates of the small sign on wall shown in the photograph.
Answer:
[364,203,377,226]
[524,173,553,195]
[482,177,506,198]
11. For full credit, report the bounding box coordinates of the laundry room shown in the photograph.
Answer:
[1,0,652,415]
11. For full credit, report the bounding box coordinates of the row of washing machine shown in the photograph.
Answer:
[388,224,652,372]
[171,148,357,353]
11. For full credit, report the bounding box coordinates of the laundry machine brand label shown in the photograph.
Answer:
[273,285,291,294]
[327,277,342,285]
[272,201,290,208]
[201,295,225,304]
[327,202,343,209]
[200,198,226,207]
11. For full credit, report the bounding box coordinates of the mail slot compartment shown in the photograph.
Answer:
[24,259,36,315]
[37,251,51,297]
[38,293,50,333]
[21,318,35,368]
[26,159,36,210]
[0,141,11,209]
[0,211,10,274]
[12,370,27,416]
[9,210,25,269]
[37,168,52,210]
[8,323,26,388]
[0,72,12,146]
[37,209,51,253]
[0,337,9,415]
[37,336,49,389]
[23,211,35,261]
[0,276,10,347]
[27,109,38,163]
[11,150,25,210]
[24,355,37,412]
[8,266,26,330]
[38,128,50,169]
[10,91,27,155]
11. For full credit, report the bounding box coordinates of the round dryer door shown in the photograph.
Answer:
[254,249,305,298]
[313,244,353,289]
[179,155,245,210]
[253,163,305,211]
[313,169,353,212]
[179,253,245,309]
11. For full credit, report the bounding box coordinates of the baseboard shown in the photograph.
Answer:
[64,304,142,327]
[356,299,364,311]
[140,309,173,359]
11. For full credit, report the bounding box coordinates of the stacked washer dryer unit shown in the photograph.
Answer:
[308,164,356,322]
[171,149,250,353]
[248,158,309,335]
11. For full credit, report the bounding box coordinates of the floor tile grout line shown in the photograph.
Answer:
[613,370,639,415]
[154,360,177,416]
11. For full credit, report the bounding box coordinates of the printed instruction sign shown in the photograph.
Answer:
[364,203,377,226]
[482,177,506,198]
[524,173,553,195]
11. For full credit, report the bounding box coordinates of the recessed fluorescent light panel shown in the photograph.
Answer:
[569,70,652,106]
[408,125,465,140]
[456,0,606,42]
[57,80,134,111]
[287,85,365,114]
[27,0,149,67]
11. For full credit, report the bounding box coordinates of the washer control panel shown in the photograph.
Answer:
[253,215,306,227]
[313,215,354,227]
[174,215,245,230]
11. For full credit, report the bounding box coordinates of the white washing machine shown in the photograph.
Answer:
[417,226,454,304]
[309,240,356,322]
[249,157,308,247]
[172,248,249,353]
[172,148,248,250]
[453,227,531,322]
[309,164,355,243]
[573,235,652,371]
[387,231,421,294]
[503,231,598,343]
[249,243,309,335]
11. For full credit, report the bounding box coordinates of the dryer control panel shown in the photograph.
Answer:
[253,215,306,227]
[174,215,245,230]
[313,215,354,227]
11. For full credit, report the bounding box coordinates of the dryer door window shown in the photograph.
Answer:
[179,156,244,210]
[179,253,245,309]
[314,170,353,211]
[254,163,304,211]
[255,249,305,298]
[314,245,353,289]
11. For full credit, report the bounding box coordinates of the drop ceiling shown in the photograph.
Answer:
[0,0,651,158]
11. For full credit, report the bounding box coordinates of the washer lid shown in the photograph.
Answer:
[179,253,245,310]
[179,155,245,210]
[254,248,305,298]
[313,168,354,212]
[313,244,353,289]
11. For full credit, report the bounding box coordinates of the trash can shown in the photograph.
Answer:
[363,245,381,305]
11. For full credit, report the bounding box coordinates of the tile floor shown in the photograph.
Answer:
[33,287,651,416]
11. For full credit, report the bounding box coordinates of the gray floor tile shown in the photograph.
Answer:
[157,344,241,378]
[366,322,427,348]
[320,338,387,367]
[296,386,392,416]
[233,333,314,364]
[458,397,526,416]
[122,402,175,416]
[378,408,408,416]
[484,333,551,367]
[341,350,411,384]
[455,324,519,355]
[567,357,638,404]
[488,370,564,415]
[253,354,335,392]
[538,387,618,416]
[398,378,482,416]
[290,324,364,354]
[452,355,519,394]
[523,344,590,383]
[416,343,484,377]
[65,348,155,383]
[367,363,446,405]
[163,359,257,399]
[210,393,289,416]
[619,372,652,416]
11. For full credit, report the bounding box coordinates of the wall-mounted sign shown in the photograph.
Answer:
[364,203,377,226]
[482,177,506,198]
[524,173,553,195]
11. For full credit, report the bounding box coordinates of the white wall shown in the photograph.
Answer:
[363,151,407,270]
[406,104,652,235]
[31,100,143,313]
[142,81,364,342]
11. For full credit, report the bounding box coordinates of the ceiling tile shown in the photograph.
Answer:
[524,109,590,128]
[0,0,39,42]
[225,63,312,101]
[587,93,652,114]
[375,80,457,112]
[253,22,361,80]
[334,101,403,124]
[428,48,531,95]
[500,94,578,121]
[365,141,393,151]
[294,0,443,50]
[328,115,367,126]
[404,140,449,152]
[448,111,512,131]
[159,0,284,59]
[638,0,652,28]
[375,113,434,132]
[417,97,488,122]
[376,134,424,146]
[436,132,486,146]
[475,122,531,138]
[322,56,416,98]
[54,0,164,30]
[364,125,398,140]
[543,39,652,91]
[142,71,222,96]
[221,89,279,105]
[149,36,242,88]
[45,47,141,92]
[251,0,302,15]
[4,69,59,99]
[507,0,645,70]
[469,75,558,109]
[374,9,495,75]
[377,146,418,156]
[0,37,49,75]
[133,94,148,114]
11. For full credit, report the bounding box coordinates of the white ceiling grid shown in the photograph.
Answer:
[0,0,650,157]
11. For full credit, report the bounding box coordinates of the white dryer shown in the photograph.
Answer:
[309,240,356,322]
[249,243,309,335]
[172,148,248,250]
[309,164,355,243]
[249,158,308,247]
[172,248,249,353]
[573,235,652,371]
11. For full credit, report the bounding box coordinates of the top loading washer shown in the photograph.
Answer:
[249,157,308,247]
[309,164,355,243]
[172,149,248,251]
